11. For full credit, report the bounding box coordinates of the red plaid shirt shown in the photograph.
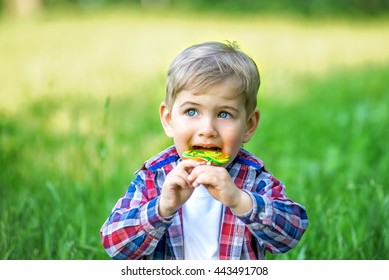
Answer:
[100,146,308,260]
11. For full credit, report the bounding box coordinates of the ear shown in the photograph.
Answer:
[159,101,174,138]
[243,109,260,143]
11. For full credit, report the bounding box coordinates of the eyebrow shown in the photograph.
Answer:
[220,106,240,114]
[178,101,200,109]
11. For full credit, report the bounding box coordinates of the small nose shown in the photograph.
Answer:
[198,117,218,138]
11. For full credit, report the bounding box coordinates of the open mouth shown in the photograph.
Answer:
[183,146,229,165]
[192,145,222,152]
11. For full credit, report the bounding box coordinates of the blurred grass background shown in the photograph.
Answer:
[1,1,388,259]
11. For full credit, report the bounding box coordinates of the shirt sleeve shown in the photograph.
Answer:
[235,169,309,254]
[100,173,172,259]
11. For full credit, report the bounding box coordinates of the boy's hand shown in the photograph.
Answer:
[158,159,199,218]
[188,165,253,215]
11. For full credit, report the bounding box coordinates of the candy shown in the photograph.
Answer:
[182,149,230,165]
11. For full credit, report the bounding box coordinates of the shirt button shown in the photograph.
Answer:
[258,212,266,220]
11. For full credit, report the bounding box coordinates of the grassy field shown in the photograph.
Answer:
[1,8,388,260]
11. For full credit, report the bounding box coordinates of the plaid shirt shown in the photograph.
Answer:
[100,146,308,260]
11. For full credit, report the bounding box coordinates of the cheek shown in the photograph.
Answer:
[171,119,194,138]
[224,122,246,140]
[222,125,247,152]
[223,129,245,147]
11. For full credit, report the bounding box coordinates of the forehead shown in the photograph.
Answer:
[174,81,244,107]
[186,78,241,98]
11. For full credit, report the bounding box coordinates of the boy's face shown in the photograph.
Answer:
[160,79,260,165]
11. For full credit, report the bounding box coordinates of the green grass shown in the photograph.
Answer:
[1,8,388,260]
[255,67,389,259]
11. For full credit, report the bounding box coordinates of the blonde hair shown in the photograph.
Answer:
[165,41,260,115]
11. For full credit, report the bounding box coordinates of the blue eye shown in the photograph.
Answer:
[186,109,198,117]
[218,111,231,119]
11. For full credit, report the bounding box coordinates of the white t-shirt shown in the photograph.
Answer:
[182,185,223,260]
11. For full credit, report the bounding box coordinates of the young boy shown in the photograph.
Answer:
[100,41,308,260]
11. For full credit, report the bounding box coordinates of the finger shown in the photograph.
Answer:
[187,164,210,182]
[165,172,191,189]
[193,170,224,189]
[175,177,191,189]
[179,159,203,173]
[193,173,211,187]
